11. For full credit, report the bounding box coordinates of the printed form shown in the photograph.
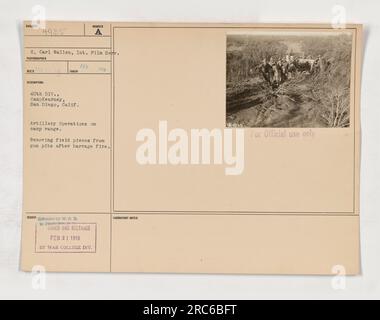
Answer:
[22,22,362,274]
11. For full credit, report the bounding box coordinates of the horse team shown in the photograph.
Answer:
[260,55,327,89]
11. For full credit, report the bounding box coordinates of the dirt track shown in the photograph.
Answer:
[226,77,325,128]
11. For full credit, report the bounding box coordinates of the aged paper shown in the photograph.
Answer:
[21,22,362,274]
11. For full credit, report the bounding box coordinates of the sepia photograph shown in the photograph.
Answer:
[226,31,353,128]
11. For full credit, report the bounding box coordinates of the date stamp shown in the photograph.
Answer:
[35,221,97,254]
